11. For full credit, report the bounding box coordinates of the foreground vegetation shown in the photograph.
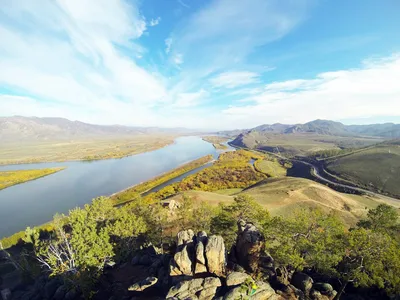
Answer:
[2,194,399,299]
[202,135,229,149]
[112,155,213,205]
[0,167,65,190]
[0,136,175,165]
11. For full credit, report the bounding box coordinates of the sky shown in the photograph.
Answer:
[0,0,399,130]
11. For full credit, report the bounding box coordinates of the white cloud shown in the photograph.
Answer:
[223,54,400,127]
[0,0,166,125]
[165,38,173,54]
[149,17,161,27]
[210,71,260,88]
[173,53,184,65]
[172,90,208,108]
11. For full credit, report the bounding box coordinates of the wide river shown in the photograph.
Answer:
[0,136,231,238]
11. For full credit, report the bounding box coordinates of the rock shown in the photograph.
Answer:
[167,277,221,300]
[64,289,78,300]
[235,220,265,273]
[44,279,60,299]
[177,230,195,246]
[291,272,313,294]
[167,278,205,298]
[310,289,330,300]
[312,283,333,295]
[226,272,251,286]
[198,287,217,300]
[53,285,67,300]
[171,245,193,276]
[128,277,158,292]
[195,241,207,274]
[223,286,245,300]
[275,267,291,285]
[276,284,305,300]
[205,235,225,277]
[1,289,11,300]
[251,281,280,300]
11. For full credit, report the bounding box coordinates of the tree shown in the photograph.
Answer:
[228,194,270,226]
[263,208,345,273]
[210,204,237,247]
[357,204,399,232]
[335,228,400,299]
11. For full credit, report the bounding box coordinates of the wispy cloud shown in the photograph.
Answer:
[149,17,161,27]
[210,71,260,88]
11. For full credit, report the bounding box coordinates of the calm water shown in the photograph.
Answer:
[0,136,232,238]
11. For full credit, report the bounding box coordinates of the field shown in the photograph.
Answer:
[326,144,400,197]
[0,168,65,190]
[0,135,175,165]
[201,136,229,150]
[170,177,400,227]
[234,132,383,156]
[254,157,288,177]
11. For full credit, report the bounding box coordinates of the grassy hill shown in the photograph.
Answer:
[326,144,400,197]
[169,177,400,227]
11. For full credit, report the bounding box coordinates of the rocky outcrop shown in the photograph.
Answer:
[224,280,283,300]
[234,219,265,273]
[169,230,226,277]
[226,272,251,286]
[291,272,314,294]
[166,277,221,300]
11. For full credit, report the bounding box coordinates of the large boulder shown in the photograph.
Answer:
[226,272,251,286]
[177,230,195,246]
[167,277,221,299]
[224,280,281,300]
[291,272,313,294]
[170,245,193,276]
[205,235,226,277]
[195,241,207,274]
[235,220,265,273]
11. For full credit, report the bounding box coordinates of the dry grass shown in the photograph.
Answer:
[0,135,175,165]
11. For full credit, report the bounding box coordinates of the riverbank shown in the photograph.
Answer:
[0,136,176,165]
[0,167,65,190]
[111,155,213,205]
[201,136,229,150]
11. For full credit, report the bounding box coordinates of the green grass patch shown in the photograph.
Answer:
[254,158,288,177]
[214,188,243,195]
[0,167,65,190]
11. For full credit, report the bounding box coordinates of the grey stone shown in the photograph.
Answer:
[177,230,195,246]
[194,241,207,274]
[53,285,67,300]
[44,279,60,299]
[1,289,11,300]
[313,283,334,295]
[291,272,313,293]
[171,245,193,276]
[226,272,251,286]
[205,235,225,277]
[128,277,158,292]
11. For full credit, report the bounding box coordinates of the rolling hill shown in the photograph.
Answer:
[169,177,400,227]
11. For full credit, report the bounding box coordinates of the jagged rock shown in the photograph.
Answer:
[44,278,60,299]
[226,272,251,286]
[171,245,193,276]
[167,277,221,299]
[1,289,11,300]
[64,289,78,300]
[195,241,207,274]
[235,220,265,273]
[177,230,195,246]
[291,272,313,294]
[205,235,225,277]
[53,285,67,300]
[276,284,305,300]
[275,267,291,285]
[128,277,158,292]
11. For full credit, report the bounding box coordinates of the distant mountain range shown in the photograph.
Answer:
[225,119,400,138]
[0,116,191,142]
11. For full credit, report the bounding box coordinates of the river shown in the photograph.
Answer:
[0,136,233,238]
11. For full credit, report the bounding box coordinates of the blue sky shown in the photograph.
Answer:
[0,0,399,129]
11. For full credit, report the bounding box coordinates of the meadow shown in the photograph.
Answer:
[201,136,229,149]
[326,144,400,198]
[0,167,65,190]
[0,135,175,165]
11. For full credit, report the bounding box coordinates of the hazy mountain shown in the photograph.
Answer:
[235,119,400,138]
[0,116,191,142]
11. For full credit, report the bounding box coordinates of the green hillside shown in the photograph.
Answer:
[326,144,400,197]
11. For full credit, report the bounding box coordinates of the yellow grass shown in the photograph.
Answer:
[0,168,65,190]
